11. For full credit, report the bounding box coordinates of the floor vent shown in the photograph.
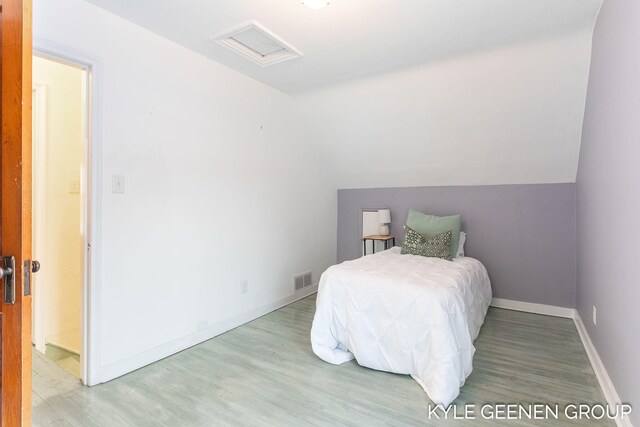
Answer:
[211,21,303,67]
[294,271,313,291]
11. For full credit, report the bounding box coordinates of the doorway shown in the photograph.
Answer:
[32,55,89,381]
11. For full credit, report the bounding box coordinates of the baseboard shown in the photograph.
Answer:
[573,313,633,427]
[45,340,81,356]
[490,297,575,318]
[493,298,632,427]
[100,285,318,383]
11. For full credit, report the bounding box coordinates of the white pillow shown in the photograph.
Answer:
[456,231,466,258]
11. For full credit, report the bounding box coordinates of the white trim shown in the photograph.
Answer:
[33,37,104,387]
[494,298,633,426]
[31,83,48,355]
[573,313,633,427]
[101,285,319,383]
[490,297,575,318]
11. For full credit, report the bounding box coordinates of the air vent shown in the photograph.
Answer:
[293,271,313,291]
[212,21,302,67]
[303,272,312,287]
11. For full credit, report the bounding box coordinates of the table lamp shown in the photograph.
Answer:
[378,209,391,235]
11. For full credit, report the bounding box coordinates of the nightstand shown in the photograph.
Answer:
[362,235,396,255]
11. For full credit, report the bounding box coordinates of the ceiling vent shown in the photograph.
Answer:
[211,21,303,67]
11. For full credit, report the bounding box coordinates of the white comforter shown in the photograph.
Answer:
[310,247,492,406]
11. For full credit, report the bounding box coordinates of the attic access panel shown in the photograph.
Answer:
[212,21,303,67]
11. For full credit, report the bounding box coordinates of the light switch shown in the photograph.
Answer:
[112,175,125,193]
[69,179,80,194]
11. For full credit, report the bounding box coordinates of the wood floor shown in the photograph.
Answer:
[33,295,612,426]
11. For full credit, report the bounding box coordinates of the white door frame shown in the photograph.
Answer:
[32,82,48,355]
[34,38,104,386]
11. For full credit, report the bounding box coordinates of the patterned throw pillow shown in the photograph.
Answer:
[401,226,453,261]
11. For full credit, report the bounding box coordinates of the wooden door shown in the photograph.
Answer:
[0,0,33,425]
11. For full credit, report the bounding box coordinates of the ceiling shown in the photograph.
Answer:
[85,0,601,94]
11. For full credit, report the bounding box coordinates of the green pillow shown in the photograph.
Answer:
[406,210,460,259]
[401,226,452,261]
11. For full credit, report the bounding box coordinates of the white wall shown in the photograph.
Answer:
[296,31,596,189]
[576,0,640,423]
[33,57,84,354]
[34,0,600,384]
[34,0,336,381]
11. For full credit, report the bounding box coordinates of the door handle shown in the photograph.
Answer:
[0,257,38,303]
[0,260,13,280]
[1,256,16,304]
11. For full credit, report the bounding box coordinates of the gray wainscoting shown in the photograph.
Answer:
[337,183,576,308]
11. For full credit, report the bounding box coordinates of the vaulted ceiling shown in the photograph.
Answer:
[85,0,601,94]
[77,0,602,187]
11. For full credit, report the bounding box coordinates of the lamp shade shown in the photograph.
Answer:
[378,209,391,224]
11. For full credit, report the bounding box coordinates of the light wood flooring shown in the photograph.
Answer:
[33,295,612,426]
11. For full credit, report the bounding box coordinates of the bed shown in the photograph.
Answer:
[310,246,492,406]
